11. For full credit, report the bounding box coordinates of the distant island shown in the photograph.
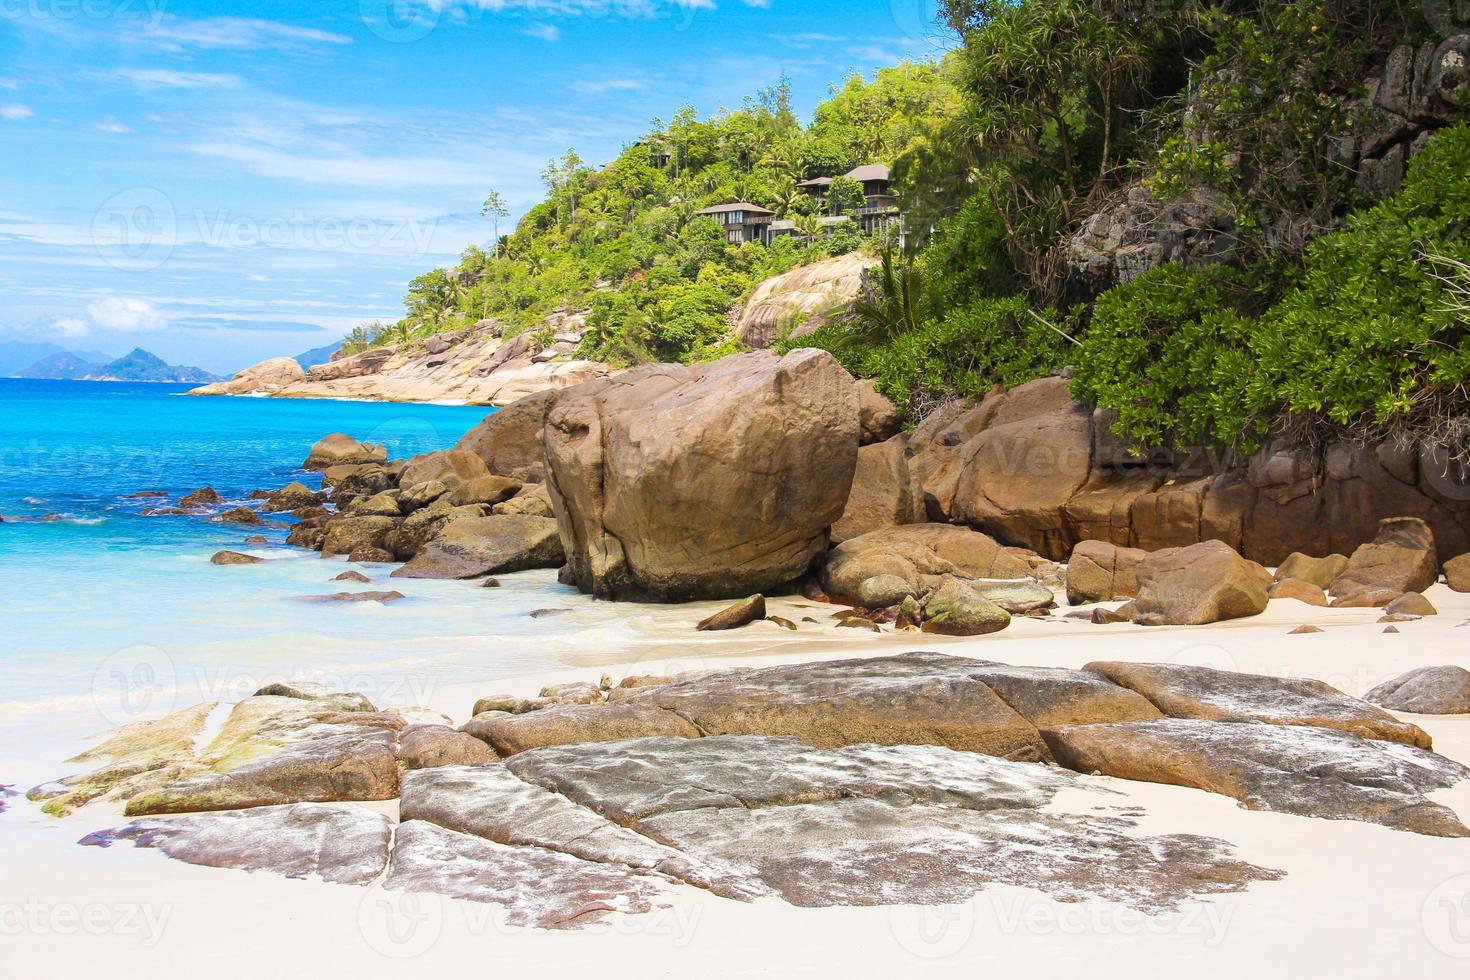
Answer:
[4,344,219,383]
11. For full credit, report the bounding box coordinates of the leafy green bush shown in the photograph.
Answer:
[1074,123,1470,449]
[783,295,1073,413]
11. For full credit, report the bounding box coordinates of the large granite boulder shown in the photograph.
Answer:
[831,435,924,542]
[396,726,498,769]
[398,448,490,489]
[1085,661,1431,748]
[1274,552,1349,589]
[1445,552,1470,592]
[319,516,399,559]
[82,803,392,884]
[1365,666,1470,714]
[392,514,564,579]
[733,252,878,348]
[1329,517,1439,597]
[1128,540,1268,625]
[543,350,859,600]
[455,389,556,483]
[855,379,902,444]
[1065,539,1146,604]
[821,523,1032,601]
[303,433,386,470]
[919,577,1011,636]
[1043,718,1469,837]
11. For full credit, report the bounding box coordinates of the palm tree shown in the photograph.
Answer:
[846,247,924,345]
[793,212,825,240]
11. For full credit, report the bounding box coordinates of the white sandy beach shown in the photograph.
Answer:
[4,581,1470,979]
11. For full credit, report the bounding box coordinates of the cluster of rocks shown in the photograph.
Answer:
[50,655,1469,928]
[1065,515,1448,626]
[284,431,563,579]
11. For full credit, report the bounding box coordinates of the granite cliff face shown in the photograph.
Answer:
[733,253,879,349]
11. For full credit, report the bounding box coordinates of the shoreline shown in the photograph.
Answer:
[5,578,1470,978]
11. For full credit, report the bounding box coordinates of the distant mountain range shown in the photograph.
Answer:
[0,340,112,376]
[2,343,220,383]
[294,341,343,370]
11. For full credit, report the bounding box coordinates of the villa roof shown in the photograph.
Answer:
[696,202,775,215]
[796,176,833,188]
[844,163,891,182]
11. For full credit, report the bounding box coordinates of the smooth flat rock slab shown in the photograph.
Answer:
[384,821,662,930]
[397,726,498,769]
[81,803,392,885]
[28,703,216,817]
[124,696,403,815]
[476,653,1048,761]
[504,736,1076,826]
[1365,666,1470,714]
[1043,718,1470,837]
[398,764,744,896]
[1085,661,1431,748]
[638,797,1280,912]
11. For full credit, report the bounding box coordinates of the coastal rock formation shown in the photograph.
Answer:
[696,595,766,631]
[1268,578,1329,606]
[1365,666,1470,714]
[831,436,924,542]
[1084,661,1431,748]
[303,433,386,470]
[210,550,261,565]
[856,380,902,444]
[82,803,392,884]
[865,376,1470,565]
[733,252,879,348]
[919,577,1011,636]
[191,320,613,406]
[397,448,489,489]
[1274,552,1350,589]
[392,514,564,579]
[189,357,306,396]
[1127,541,1269,626]
[1042,719,1468,837]
[544,350,858,600]
[396,725,499,769]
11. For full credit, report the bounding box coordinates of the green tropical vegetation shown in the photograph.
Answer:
[360,0,1469,455]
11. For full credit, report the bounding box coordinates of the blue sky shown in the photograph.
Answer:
[0,0,949,373]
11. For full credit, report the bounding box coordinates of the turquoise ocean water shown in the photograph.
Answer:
[0,380,632,731]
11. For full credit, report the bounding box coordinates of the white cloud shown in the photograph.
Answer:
[522,22,562,40]
[1,104,34,121]
[112,70,243,90]
[145,16,353,53]
[570,77,648,94]
[86,297,168,333]
[95,119,133,134]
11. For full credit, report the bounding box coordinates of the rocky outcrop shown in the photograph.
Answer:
[855,380,902,444]
[189,356,307,396]
[190,320,614,406]
[734,253,879,348]
[1366,666,1470,715]
[831,435,924,542]
[885,377,1470,565]
[544,350,859,600]
[397,448,489,489]
[1065,539,1145,604]
[1446,552,1470,591]
[696,595,766,631]
[1043,718,1468,837]
[1127,541,1269,626]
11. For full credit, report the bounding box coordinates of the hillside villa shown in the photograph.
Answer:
[696,163,903,245]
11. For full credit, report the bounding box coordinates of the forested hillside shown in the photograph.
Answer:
[362,0,1469,458]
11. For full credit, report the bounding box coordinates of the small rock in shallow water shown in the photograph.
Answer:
[1384,625,1400,634]
[697,595,765,631]
[301,591,405,604]
[529,608,571,619]
[1288,625,1323,634]
[210,550,261,565]
[332,570,371,583]
[179,487,220,508]
[244,535,268,545]
[348,545,396,564]
[213,507,261,525]
[767,616,798,631]
[1385,592,1436,617]
[481,577,501,588]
